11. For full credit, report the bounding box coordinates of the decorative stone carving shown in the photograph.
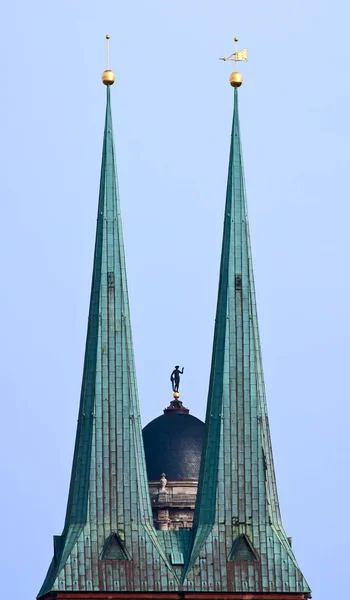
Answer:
[149,478,198,531]
[160,472,167,491]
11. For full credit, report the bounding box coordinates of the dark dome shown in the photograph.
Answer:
[142,403,205,480]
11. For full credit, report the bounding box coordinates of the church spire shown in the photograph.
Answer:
[38,38,311,599]
[184,55,311,596]
[38,40,170,598]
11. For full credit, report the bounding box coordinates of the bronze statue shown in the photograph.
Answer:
[170,365,184,393]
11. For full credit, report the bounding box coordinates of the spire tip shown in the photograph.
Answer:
[221,36,247,87]
[102,34,115,86]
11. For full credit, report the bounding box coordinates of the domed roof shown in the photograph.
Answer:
[142,399,205,480]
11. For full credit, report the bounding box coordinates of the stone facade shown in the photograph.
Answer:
[148,478,198,531]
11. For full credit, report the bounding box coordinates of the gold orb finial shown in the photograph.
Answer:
[230,72,243,88]
[234,36,239,42]
[173,392,180,400]
[102,34,115,85]
[102,70,115,85]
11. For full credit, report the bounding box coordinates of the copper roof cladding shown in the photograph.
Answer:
[38,85,174,598]
[182,89,311,596]
[38,73,311,599]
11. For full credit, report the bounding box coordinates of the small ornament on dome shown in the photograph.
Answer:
[170,365,184,395]
[164,366,189,414]
[219,36,248,87]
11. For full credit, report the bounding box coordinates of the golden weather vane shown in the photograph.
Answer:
[220,37,247,88]
[219,37,248,63]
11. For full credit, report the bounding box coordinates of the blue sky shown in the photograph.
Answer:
[0,1,349,598]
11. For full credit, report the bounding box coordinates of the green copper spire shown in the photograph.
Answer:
[38,63,311,599]
[38,86,171,598]
[183,88,311,596]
